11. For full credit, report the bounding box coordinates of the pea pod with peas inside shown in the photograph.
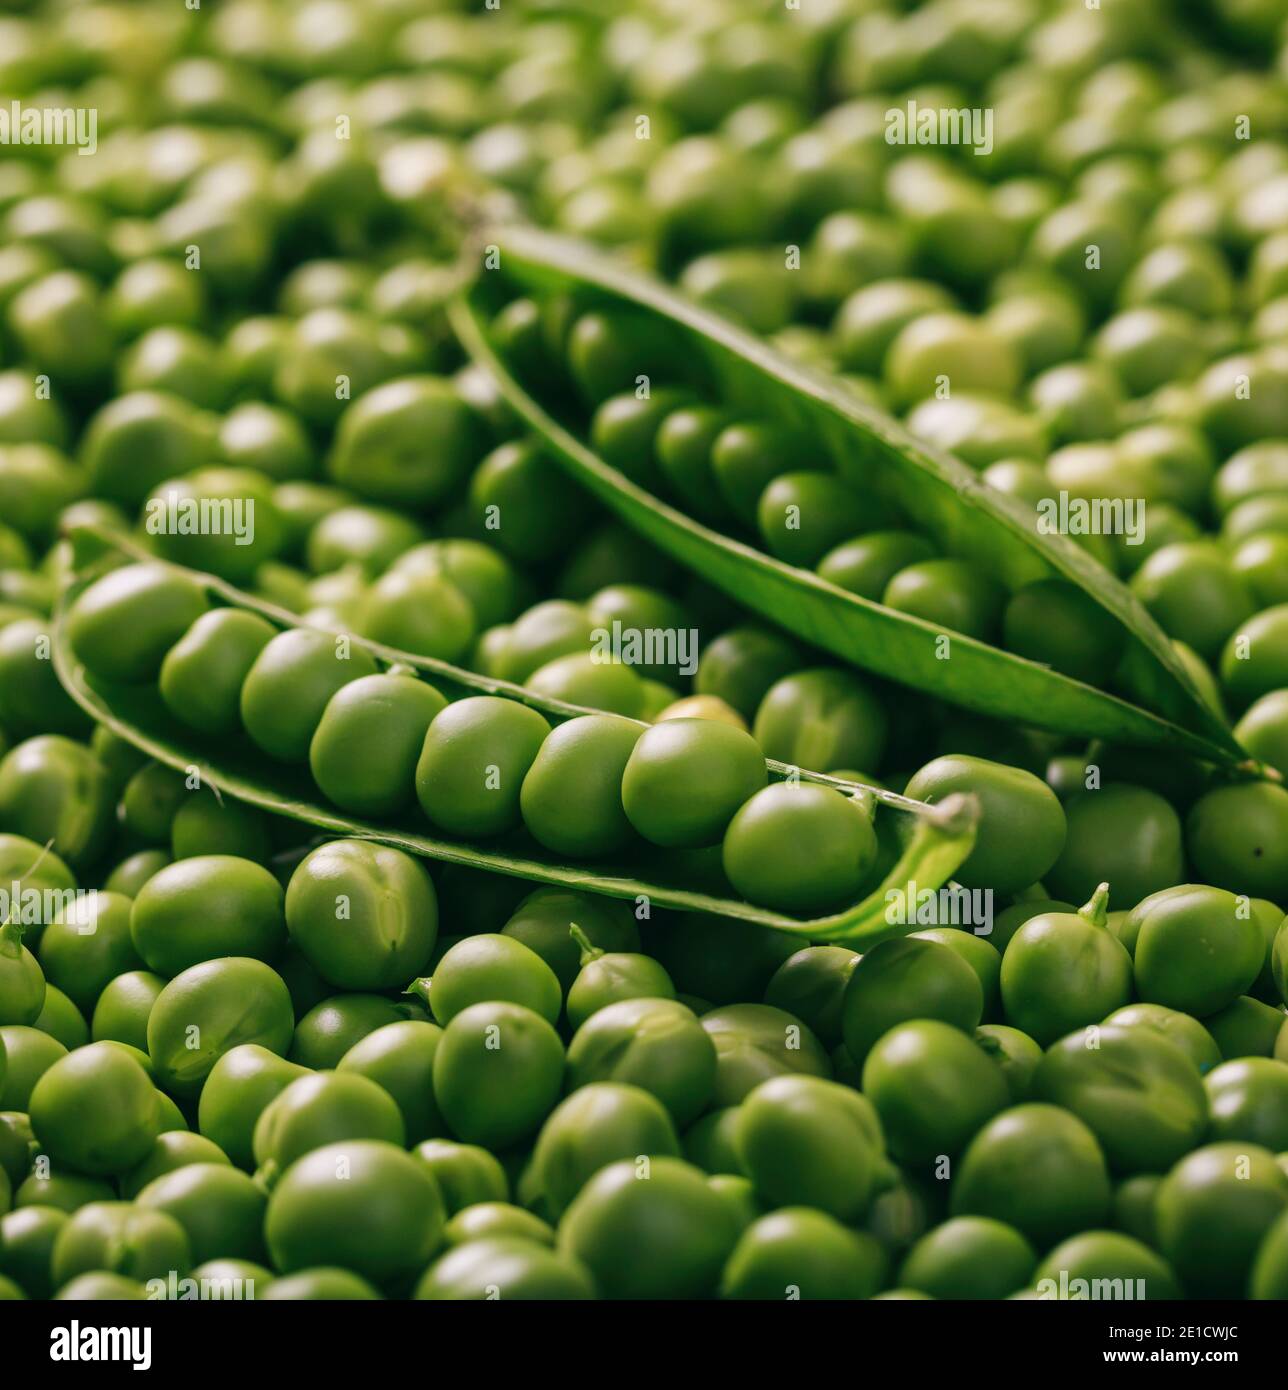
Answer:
[52,529,977,944]
[452,227,1256,773]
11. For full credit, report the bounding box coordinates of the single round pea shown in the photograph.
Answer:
[442,1202,555,1249]
[566,998,716,1128]
[66,563,209,685]
[285,840,438,993]
[289,995,415,1070]
[762,947,860,1047]
[90,970,165,1052]
[898,1216,1037,1300]
[723,782,876,916]
[694,625,802,723]
[841,937,984,1066]
[252,1070,404,1183]
[415,696,551,839]
[29,1042,160,1175]
[1045,784,1184,909]
[51,1202,191,1290]
[557,1155,740,1300]
[0,919,44,1027]
[1186,782,1288,902]
[416,1236,594,1300]
[0,736,114,870]
[0,1205,66,1298]
[260,1268,381,1300]
[520,714,644,859]
[433,1001,564,1150]
[752,667,888,773]
[702,1002,832,1108]
[148,958,294,1096]
[1033,1231,1182,1300]
[501,889,641,994]
[1205,1059,1288,1150]
[159,608,276,737]
[532,1082,681,1218]
[240,628,380,763]
[136,1163,267,1266]
[131,855,286,978]
[412,1139,508,1216]
[359,569,476,663]
[883,558,1006,642]
[1003,579,1125,685]
[1205,995,1285,1060]
[169,792,271,864]
[863,1020,1010,1168]
[621,718,766,849]
[422,934,561,1028]
[196,1044,309,1171]
[1251,1208,1288,1299]
[117,763,186,846]
[305,504,422,576]
[1105,1003,1223,1075]
[951,1104,1112,1249]
[721,1208,887,1300]
[0,1024,64,1110]
[32,984,87,1051]
[0,618,89,739]
[119,1131,231,1201]
[565,927,676,1033]
[336,1020,443,1145]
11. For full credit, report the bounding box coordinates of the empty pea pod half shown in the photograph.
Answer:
[51,525,978,944]
[450,226,1260,775]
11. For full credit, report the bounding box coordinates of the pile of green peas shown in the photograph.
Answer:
[2,0,1288,1308]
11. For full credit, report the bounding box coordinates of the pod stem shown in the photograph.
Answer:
[405,976,432,1010]
[569,923,602,966]
[0,917,25,953]
[1078,882,1111,929]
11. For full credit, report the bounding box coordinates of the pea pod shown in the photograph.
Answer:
[53,527,977,946]
[451,226,1251,770]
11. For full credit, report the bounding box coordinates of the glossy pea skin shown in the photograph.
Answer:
[1155,1143,1288,1298]
[710,421,810,527]
[1129,885,1264,1017]
[90,970,165,1052]
[500,889,641,994]
[359,570,476,663]
[752,667,888,774]
[1197,995,1283,1061]
[1130,542,1254,662]
[841,937,983,1066]
[566,998,716,1129]
[413,1139,509,1215]
[974,1025,1045,1102]
[0,736,114,871]
[119,1131,231,1201]
[723,782,876,917]
[66,563,210,684]
[0,1026,65,1110]
[0,1205,67,1298]
[284,840,438,992]
[1104,1003,1222,1076]
[252,1071,405,1181]
[1003,579,1125,685]
[136,1163,268,1266]
[415,696,551,839]
[131,855,286,978]
[910,928,1003,1021]
[621,718,766,849]
[565,934,676,1033]
[721,1208,888,1300]
[265,1140,445,1286]
[118,762,187,845]
[1045,784,1184,910]
[442,1202,554,1249]
[197,1044,310,1171]
[416,1236,595,1300]
[532,1082,681,1217]
[260,1267,380,1300]
[170,791,271,865]
[0,618,89,740]
[590,388,694,488]
[862,1020,1010,1168]
[756,472,878,569]
[557,1155,741,1300]
[33,983,87,1051]
[0,921,44,1026]
[1033,1231,1182,1301]
[1251,1208,1288,1300]
[1186,781,1288,902]
[1204,1059,1288,1150]
[818,530,937,602]
[1034,1024,1208,1174]
[882,559,1006,642]
[423,934,562,1027]
[735,1074,882,1220]
[28,1042,159,1176]
[240,628,380,763]
[433,1001,564,1150]
[694,625,802,723]
[898,1216,1037,1300]
[655,405,736,526]
[158,608,276,736]
[148,958,294,1097]
[290,995,417,1070]
[703,1003,832,1108]
[338,1020,445,1145]
[762,947,860,1047]
[950,1104,1112,1250]
[50,1202,191,1289]
[520,714,643,859]
[391,540,520,632]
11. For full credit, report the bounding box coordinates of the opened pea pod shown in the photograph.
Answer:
[53,528,978,944]
[452,227,1257,775]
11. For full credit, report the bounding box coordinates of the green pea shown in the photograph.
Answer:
[442,1202,554,1249]
[35,892,137,1018]
[520,714,644,859]
[359,569,476,662]
[118,763,187,845]
[1187,781,1288,902]
[469,440,594,566]
[137,1163,268,1266]
[753,667,888,773]
[709,421,809,527]
[240,627,380,762]
[432,1001,564,1150]
[0,619,90,739]
[841,937,984,1066]
[1105,1003,1223,1075]
[1204,1059,1288,1149]
[620,718,765,850]
[1045,784,1184,909]
[951,1103,1112,1250]
[1251,1209,1288,1299]
[722,1208,888,1300]
[120,1131,231,1201]
[33,985,87,1051]
[501,889,641,994]
[290,995,417,1070]
[1156,1142,1288,1297]
[558,1155,740,1300]
[51,1202,191,1290]
[170,791,271,864]
[159,608,276,737]
[898,1216,1037,1300]
[197,1044,310,1171]
[253,1072,404,1183]
[416,1236,594,1300]
[261,1267,380,1300]
[761,947,860,1047]
[148,958,294,1096]
[29,1041,159,1175]
[654,406,736,526]
[1033,1230,1182,1300]
[1205,996,1286,1060]
[702,1002,831,1107]
[0,1205,66,1298]
[416,696,551,839]
[305,504,422,576]
[338,1020,446,1146]
[419,934,561,1027]
[565,926,676,1033]
[566,998,715,1128]
[489,600,595,684]
[67,563,210,685]
[391,540,520,631]
[0,919,44,1027]
[413,1139,509,1215]
[90,970,165,1052]
[1131,542,1255,661]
